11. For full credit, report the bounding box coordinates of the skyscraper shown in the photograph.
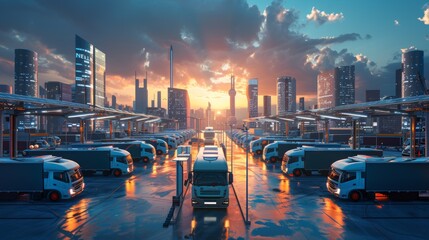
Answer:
[135,74,148,113]
[365,90,380,102]
[299,97,305,111]
[402,50,425,97]
[277,76,296,115]
[168,88,190,129]
[45,82,72,133]
[317,70,335,109]
[335,65,355,106]
[247,79,258,119]
[395,69,402,98]
[15,49,38,129]
[157,91,161,108]
[112,95,117,109]
[263,95,271,116]
[75,35,105,107]
[229,75,237,125]
[15,49,38,97]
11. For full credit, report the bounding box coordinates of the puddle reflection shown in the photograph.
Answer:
[62,198,91,233]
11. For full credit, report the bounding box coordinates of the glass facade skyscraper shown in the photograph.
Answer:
[277,76,296,115]
[75,35,105,107]
[168,88,190,129]
[335,65,355,106]
[402,50,424,97]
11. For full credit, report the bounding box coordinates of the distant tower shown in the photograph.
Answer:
[299,97,305,111]
[277,76,296,115]
[247,79,258,128]
[402,50,424,97]
[263,96,271,116]
[228,75,237,125]
[157,91,161,108]
[112,95,117,109]
[135,72,148,113]
[170,45,173,88]
[206,102,212,127]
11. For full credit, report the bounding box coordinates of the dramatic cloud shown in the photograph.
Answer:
[306,7,344,25]
[418,4,429,24]
[0,0,392,109]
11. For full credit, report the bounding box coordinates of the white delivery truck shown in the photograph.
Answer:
[24,146,133,177]
[327,155,429,201]
[283,147,382,176]
[0,155,84,201]
[190,146,233,208]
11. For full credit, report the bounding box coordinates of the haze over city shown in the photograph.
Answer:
[1,0,429,111]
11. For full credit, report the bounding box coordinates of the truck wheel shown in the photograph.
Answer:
[293,169,302,177]
[113,169,122,177]
[143,157,149,163]
[48,191,61,202]
[256,150,262,155]
[349,190,362,202]
[270,157,278,163]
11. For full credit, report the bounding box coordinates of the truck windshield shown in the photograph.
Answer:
[286,156,299,164]
[328,168,341,182]
[193,172,227,186]
[68,168,83,182]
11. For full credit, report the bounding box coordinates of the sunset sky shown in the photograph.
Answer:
[0,0,429,112]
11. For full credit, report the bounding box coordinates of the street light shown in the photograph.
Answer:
[242,123,250,225]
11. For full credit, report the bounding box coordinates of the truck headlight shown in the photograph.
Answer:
[335,188,341,195]
[69,188,75,195]
[127,167,130,172]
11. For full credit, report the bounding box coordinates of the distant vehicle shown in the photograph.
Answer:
[71,141,156,162]
[24,146,133,177]
[262,141,342,163]
[402,145,425,157]
[250,137,314,156]
[0,155,84,201]
[327,155,429,201]
[202,127,216,145]
[348,135,403,149]
[282,147,383,176]
[190,146,233,208]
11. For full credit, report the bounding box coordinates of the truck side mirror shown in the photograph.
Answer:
[229,172,233,185]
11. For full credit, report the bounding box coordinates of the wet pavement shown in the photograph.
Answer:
[0,139,428,239]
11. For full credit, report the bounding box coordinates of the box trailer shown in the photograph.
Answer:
[327,155,429,201]
[0,155,84,201]
[24,147,133,177]
[283,147,383,176]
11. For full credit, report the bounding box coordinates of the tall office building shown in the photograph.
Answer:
[45,82,72,133]
[135,74,148,113]
[317,70,335,109]
[366,90,380,102]
[277,76,296,115]
[15,49,38,97]
[0,84,12,94]
[395,69,402,98]
[15,49,38,129]
[299,97,305,111]
[335,65,355,105]
[168,88,190,129]
[75,35,105,107]
[229,75,237,125]
[247,79,258,118]
[112,95,117,109]
[157,91,162,108]
[402,50,425,97]
[263,95,271,116]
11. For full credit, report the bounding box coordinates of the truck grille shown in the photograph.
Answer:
[73,180,84,193]
[328,180,337,190]
[200,190,221,196]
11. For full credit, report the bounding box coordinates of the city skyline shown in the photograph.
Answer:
[1,1,429,109]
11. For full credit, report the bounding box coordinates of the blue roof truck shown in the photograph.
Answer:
[0,155,84,201]
[24,146,133,177]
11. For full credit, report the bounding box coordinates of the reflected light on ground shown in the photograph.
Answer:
[125,179,136,197]
[224,219,230,239]
[63,198,91,233]
[278,175,290,194]
[322,197,345,227]
[191,217,197,235]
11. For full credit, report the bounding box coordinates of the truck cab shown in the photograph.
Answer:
[191,146,233,208]
[106,147,134,176]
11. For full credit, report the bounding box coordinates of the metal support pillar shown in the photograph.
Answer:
[79,119,84,143]
[109,120,113,139]
[285,121,289,136]
[410,115,417,158]
[242,124,250,225]
[230,124,233,173]
[300,121,304,137]
[0,111,3,157]
[352,119,357,150]
[325,120,329,143]
[426,112,429,157]
[9,114,17,158]
[128,120,131,136]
